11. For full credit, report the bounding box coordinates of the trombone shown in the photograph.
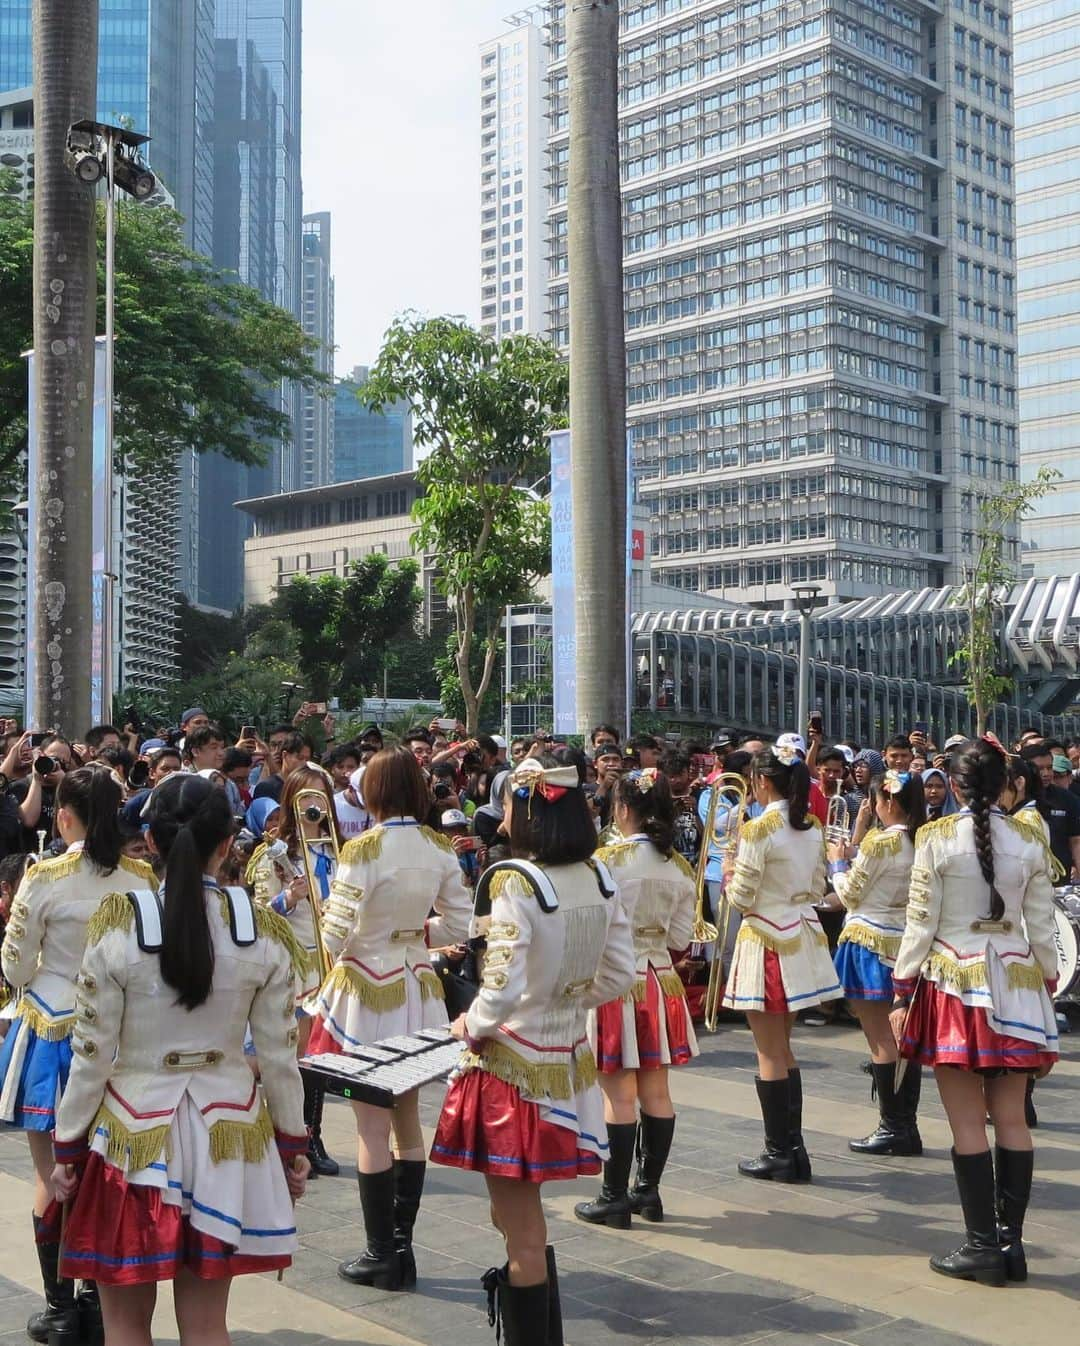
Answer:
[292,788,340,985]
[694,773,750,1032]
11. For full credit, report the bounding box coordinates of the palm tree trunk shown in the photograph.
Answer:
[30,0,98,735]
[567,0,628,736]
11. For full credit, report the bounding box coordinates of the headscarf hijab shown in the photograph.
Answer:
[245,796,281,840]
[921,766,958,819]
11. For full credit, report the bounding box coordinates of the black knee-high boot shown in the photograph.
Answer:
[930,1149,1006,1286]
[27,1215,79,1346]
[573,1122,636,1228]
[482,1265,550,1346]
[303,1074,339,1177]
[338,1168,403,1290]
[393,1158,426,1290]
[628,1113,676,1222]
[995,1145,1034,1283]
[787,1067,812,1182]
[76,1282,104,1346]
[545,1245,564,1346]
[850,1063,921,1156]
[739,1076,797,1182]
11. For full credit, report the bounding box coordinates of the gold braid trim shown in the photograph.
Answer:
[16,1000,74,1042]
[596,840,638,868]
[915,814,960,845]
[327,961,406,1012]
[489,870,528,902]
[928,952,988,991]
[245,843,270,887]
[464,1039,597,1101]
[341,828,384,864]
[421,825,454,853]
[91,1103,172,1172]
[657,969,688,1000]
[837,924,902,959]
[1006,960,1050,991]
[26,850,83,883]
[207,1104,275,1165]
[740,810,785,846]
[859,830,903,859]
[669,851,696,879]
[118,855,156,884]
[628,976,647,1003]
[1004,812,1067,883]
[86,892,134,945]
[736,922,804,956]
[417,967,445,1002]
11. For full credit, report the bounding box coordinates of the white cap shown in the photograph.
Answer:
[775,732,807,757]
[348,765,366,799]
[833,743,855,764]
[441,808,469,828]
[491,734,508,749]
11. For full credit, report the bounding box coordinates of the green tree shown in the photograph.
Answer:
[1,194,328,489]
[175,596,246,681]
[361,316,566,732]
[950,467,1061,734]
[271,554,422,705]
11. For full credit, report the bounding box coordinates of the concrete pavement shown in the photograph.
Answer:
[1,1019,1076,1345]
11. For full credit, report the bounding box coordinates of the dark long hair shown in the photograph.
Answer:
[1006,755,1043,812]
[145,774,234,1010]
[750,749,813,831]
[614,770,676,857]
[951,739,1008,920]
[509,755,596,864]
[870,772,927,843]
[56,767,122,873]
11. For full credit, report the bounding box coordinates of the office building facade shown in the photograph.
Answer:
[480,14,550,339]
[300,211,335,488]
[545,0,1019,605]
[1015,0,1080,576]
[333,368,412,483]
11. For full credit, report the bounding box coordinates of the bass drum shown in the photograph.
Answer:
[1051,893,1080,1002]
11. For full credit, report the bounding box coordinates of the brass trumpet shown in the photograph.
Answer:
[292,788,340,985]
[826,793,852,848]
[695,773,750,1032]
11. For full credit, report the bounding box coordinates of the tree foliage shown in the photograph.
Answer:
[950,467,1061,734]
[0,192,329,490]
[270,553,422,705]
[361,316,567,731]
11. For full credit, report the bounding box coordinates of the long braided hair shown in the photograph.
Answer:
[951,739,1007,920]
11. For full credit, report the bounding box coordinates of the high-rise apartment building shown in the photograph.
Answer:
[545,0,1019,605]
[333,367,413,483]
[480,14,550,339]
[300,211,335,488]
[1015,0,1080,577]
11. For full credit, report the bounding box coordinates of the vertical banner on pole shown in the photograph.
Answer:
[25,341,107,726]
[549,429,576,736]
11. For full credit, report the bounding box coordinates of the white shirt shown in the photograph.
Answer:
[334,790,371,840]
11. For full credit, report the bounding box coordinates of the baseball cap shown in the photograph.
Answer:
[180,707,207,727]
[441,808,469,829]
[348,766,366,797]
[491,734,508,750]
[140,738,167,753]
[833,743,855,764]
[776,732,807,758]
[944,734,968,750]
[710,731,733,750]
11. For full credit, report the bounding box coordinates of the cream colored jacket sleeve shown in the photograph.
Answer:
[1022,852,1060,982]
[892,835,945,990]
[465,873,534,1043]
[54,932,126,1149]
[1,867,45,988]
[583,884,636,1010]
[247,937,307,1140]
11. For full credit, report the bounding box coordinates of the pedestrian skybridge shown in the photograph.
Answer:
[633,575,1080,743]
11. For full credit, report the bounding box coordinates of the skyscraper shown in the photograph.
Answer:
[333,367,412,483]
[1015,0,1080,576]
[479,14,550,340]
[545,0,1019,605]
[300,211,335,488]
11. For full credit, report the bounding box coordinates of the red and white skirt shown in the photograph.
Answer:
[431,1069,605,1184]
[900,980,1059,1074]
[591,967,698,1072]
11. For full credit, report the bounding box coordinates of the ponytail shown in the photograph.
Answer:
[952,740,1007,920]
[614,769,676,857]
[145,775,234,1011]
[750,750,813,831]
[871,772,927,843]
[56,767,122,874]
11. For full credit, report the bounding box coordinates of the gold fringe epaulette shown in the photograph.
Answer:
[463,1038,597,1101]
[488,870,528,903]
[251,901,312,981]
[669,851,696,880]
[327,961,407,1012]
[915,814,960,846]
[837,924,903,960]
[26,850,83,883]
[1003,812,1067,883]
[86,892,134,945]
[596,840,638,868]
[16,999,74,1041]
[859,829,904,859]
[245,842,270,887]
[736,922,803,956]
[341,827,384,865]
[740,810,785,846]
[421,825,454,853]
[117,855,156,884]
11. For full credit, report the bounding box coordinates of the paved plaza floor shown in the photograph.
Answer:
[1,1020,1077,1345]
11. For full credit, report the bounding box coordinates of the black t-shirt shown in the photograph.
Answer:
[9,779,57,854]
[1038,784,1080,878]
[0,790,25,861]
[252,774,284,803]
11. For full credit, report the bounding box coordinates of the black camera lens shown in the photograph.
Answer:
[128,761,150,788]
[34,755,57,777]
[433,782,452,799]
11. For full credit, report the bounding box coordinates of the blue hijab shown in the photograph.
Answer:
[922,767,959,817]
[245,796,281,839]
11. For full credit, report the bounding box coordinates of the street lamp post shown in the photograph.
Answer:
[792,584,821,737]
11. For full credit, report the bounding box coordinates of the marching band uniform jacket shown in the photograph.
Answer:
[833,825,915,967]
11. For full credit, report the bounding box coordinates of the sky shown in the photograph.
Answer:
[302,0,519,378]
